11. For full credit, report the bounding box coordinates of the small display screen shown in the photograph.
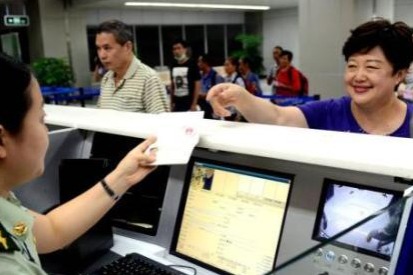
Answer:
[312,179,403,260]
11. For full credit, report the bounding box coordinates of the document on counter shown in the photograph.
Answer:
[146,111,203,165]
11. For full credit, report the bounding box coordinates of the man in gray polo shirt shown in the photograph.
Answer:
[96,20,169,113]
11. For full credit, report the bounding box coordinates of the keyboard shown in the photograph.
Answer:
[88,252,187,275]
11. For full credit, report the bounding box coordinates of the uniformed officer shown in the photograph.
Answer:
[0,193,44,274]
[0,53,156,273]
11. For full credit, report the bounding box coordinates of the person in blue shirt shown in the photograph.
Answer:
[197,53,224,119]
[207,19,413,138]
[239,57,263,96]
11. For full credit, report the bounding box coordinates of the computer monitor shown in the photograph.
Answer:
[170,157,294,275]
[312,178,403,260]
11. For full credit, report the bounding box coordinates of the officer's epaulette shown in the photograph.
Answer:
[0,222,19,253]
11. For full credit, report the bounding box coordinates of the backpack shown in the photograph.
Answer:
[232,73,247,86]
[287,67,309,96]
[243,73,260,95]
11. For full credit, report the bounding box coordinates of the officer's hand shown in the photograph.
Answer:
[206,83,245,117]
[111,137,157,187]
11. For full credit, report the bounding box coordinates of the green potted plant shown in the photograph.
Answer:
[230,33,264,75]
[32,57,74,87]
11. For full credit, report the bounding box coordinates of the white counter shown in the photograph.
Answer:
[45,105,413,179]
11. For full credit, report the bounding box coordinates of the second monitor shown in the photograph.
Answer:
[313,178,403,260]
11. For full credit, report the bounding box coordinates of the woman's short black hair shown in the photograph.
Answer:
[342,18,413,74]
[96,19,133,46]
[0,53,32,135]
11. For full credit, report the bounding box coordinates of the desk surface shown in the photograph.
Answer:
[45,105,413,179]
[111,234,216,275]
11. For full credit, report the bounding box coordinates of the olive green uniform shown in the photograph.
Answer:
[0,193,47,274]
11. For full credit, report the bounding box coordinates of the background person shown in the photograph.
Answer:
[207,19,413,138]
[197,53,224,119]
[0,52,157,274]
[222,57,245,121]
[267,45,283,94]
[170,39,201,112]
[274,50,303,96]
[397,62,413,102]
[96,20,169,113]
[239,56,263,96]
[223,57,245,88]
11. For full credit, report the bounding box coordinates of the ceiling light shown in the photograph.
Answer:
[124,2,270,11]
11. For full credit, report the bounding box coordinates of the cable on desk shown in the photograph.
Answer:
[168,264,197,275]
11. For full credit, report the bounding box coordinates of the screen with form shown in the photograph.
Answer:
[170,157,294,275]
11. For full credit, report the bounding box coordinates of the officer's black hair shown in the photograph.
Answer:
[0,53,32,135]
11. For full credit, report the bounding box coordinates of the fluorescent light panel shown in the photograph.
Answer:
[124,2,270,10]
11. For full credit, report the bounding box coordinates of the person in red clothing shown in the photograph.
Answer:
[275,50,302,96]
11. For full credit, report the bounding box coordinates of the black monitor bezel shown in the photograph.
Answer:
[312,178,403,261]
[169,156,295,275]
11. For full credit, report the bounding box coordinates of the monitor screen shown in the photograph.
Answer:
[170,157,294,275]
[312,178,403,260]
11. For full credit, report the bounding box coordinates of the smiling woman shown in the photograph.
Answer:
[207,18,413,137]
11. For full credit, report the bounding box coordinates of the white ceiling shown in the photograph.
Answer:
[71,0,298,10]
